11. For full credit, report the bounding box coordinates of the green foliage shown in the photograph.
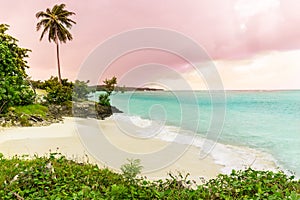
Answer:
[103,76,117,95]
[197,168,300,199]
[36,4,76,44]
[73,80,90,101]
[0,104,50,127]
[98,76,117,106]
[43,77,73,105]
[31,77,90,104]
[0,155,299,199]
[98,93,110,106]
[30,80,44,89]
[14,104,48,118]
[120,159,143,181]
[0,24,35,114]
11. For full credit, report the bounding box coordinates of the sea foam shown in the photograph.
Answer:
[110,113,281,175]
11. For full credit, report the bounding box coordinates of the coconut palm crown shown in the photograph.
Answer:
[36,4,76,83]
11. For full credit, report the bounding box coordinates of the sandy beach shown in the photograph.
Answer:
[0,117,222,181]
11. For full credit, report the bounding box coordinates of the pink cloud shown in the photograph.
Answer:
[0,0,299,81]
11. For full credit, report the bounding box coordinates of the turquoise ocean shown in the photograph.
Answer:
[91,90,300,176]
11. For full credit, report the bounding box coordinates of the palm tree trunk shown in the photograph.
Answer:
[55,32,62,84]
[56,42,62,84]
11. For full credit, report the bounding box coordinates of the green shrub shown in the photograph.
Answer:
[44,77,73,105]
[120,158,143,181]
[0,24,35,114]
[73,80,90,101]
[33,77,90,104]
[0,155,299,199]
[98,76,117,106]
[98,93,110,106]
[197,168,300,199]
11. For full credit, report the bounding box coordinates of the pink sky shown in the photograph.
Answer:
[1,0,300,89]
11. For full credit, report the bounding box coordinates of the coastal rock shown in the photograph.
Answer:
[0,101,122,127]
[73,101,122,120]
[48,104,73,118]
[72,101,97,118]
[95,104,122,120]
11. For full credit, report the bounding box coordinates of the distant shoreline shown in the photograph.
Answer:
[90,87,300,92]
[89,85,164,92]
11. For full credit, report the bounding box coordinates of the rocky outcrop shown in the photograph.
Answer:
[0,111,61,127]
[0,101,122,127]
[95,104,122,120]
[73,101,122,120]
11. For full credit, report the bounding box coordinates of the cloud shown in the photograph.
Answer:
[182,50,300,90]
[0,0,299,90]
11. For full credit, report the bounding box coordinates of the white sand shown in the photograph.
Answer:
[0,117,222,181]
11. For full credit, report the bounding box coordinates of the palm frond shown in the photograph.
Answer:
[36,3,75,43]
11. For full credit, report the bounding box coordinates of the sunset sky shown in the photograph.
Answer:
[1,0,300,90]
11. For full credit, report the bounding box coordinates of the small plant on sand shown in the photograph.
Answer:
[120,158,143,181]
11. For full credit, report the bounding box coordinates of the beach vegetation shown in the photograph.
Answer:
[0,24,35,114]
[43,76,73,105]
[31,77,90,104]
[98,76,117,106]
[36,3,76,84]
[0,154,299,199]
[0,104,51,127]
[13,104,48,118]
[73,80,90,101]
[120,158,143,182]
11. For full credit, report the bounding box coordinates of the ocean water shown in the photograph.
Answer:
[91,90,300,176]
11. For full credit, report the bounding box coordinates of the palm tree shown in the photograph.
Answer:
[36,4,76,84]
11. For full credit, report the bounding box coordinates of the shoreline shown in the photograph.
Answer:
[0,115,286,180]
[0,117,223,182]
[110,114,280,174]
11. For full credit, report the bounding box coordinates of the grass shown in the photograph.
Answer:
[0,153,299,199]
[13,104,49,118]
[0,104,51,127]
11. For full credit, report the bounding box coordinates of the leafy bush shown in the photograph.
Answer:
[73,80,90,101]
[0,155,299,199]
[98,76,117,106]
[31,77,90,104]
[197,168,300,199]
[98,93,111,106]
[43,77,73,105]
[0,24,35,114]
[30,80,44,90]
[120,158,143,181]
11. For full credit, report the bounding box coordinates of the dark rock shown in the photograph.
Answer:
[73,101,122,120]
[30,115,43,122]
[73,101,96,118]
[95,104,123,120]
[48,104,72,119]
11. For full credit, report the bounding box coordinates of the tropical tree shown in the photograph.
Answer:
[36,4,76,84]
[98,76,117,106]
[0,24,35,114]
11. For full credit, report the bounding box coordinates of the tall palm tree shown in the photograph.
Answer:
[36,4,76,84]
